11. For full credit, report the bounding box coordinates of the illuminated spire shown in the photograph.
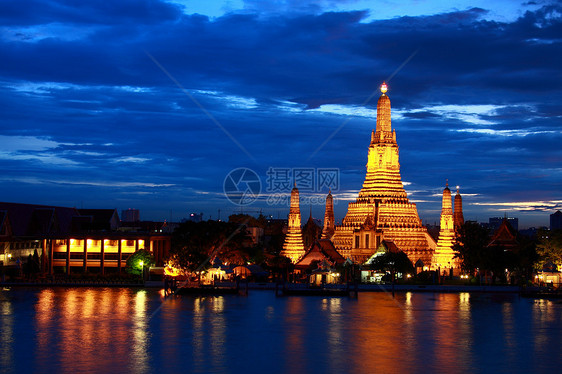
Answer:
[332,82,435,265]
[376,82,391,133]
[433,181,458,270]
[380,81,388,94]
[441,182,452,216]
[281,185,305,263]
[454,186,464,231]
[322,190,335,239]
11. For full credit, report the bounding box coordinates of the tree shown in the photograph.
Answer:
[369,251,414,280]
[453,221,535,284]
[537,229,562,268]
[125,249,154,276]
[453,221,490,273]
[170,220,251,272]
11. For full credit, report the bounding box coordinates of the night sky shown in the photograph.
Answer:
[1,0,561,228]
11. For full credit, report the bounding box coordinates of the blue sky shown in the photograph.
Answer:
[0,0,561,228]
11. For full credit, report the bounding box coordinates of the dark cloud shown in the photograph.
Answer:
[0,1,561,226]
[0,0,181,26]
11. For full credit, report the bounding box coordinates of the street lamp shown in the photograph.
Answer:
[139,260,144,283]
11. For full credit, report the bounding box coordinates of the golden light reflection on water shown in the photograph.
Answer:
[31,287,151,373]
[285,297,305,373]
[133,290,149,373]
[325,298,345,372]
[189,296,228,373]
[432,293,467,371]
[532,299,558,351]
[209,297,226,372]
[0,288,557,373]
[352,293,410,372]
[192,297,205,371]
[35,289,54,361]
[458,292,473,350]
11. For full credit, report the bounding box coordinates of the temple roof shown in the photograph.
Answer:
[295,239,345,267]
[488,218,519,249]
[0,202,79,237]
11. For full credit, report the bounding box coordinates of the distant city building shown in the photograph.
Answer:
[551,210,562,230]
[121,208,140,223]
[187,212,203,223]
[489,217,518,232]
[0,202,169,275]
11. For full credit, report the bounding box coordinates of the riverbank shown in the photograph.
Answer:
[246,283,521,293]
[0,280,525,293]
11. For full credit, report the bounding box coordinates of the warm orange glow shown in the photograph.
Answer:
[432,183,459,270]
[380,82,388,93]
[280,186,306,263]
[164,261,181,277]
[332,85,435,265]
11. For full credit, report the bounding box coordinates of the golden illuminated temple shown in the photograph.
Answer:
[281,184,306,263]
[331,83,436,265]
[432,183,458,270]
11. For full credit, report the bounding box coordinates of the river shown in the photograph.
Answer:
[0,287,560,373]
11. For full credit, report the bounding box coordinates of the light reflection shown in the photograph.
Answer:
[132,290,149,373]
[209,297,226,372]
[2,287,557,373]
[0,294,14,370]
[502,302,516,351]
[352,293,408,372]
[192,297,205,372]
[285,297,305,373]
[35,288,54,359]
[457,292,473,353]
[433,294,464,370]
[326,298,344,372]
[532,299,555,349]
[31,288,153,373]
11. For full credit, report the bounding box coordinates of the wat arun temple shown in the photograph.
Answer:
[281,83,463,270]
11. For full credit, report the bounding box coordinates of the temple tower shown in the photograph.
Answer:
[322,190,335,239]
[454,186,464,232]
[331,83,435,264]
[432,182,458,270]
[280,185,306,263]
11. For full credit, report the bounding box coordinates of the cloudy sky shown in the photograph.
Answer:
[1,0,561,228]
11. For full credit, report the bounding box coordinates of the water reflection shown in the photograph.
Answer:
[532,299,559,356]
[0,288,560,373]
[284,297,305,373]
[30,288,153,373]
[1,292,14,370]
[209,297,226,372]
[133,290,149,373]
